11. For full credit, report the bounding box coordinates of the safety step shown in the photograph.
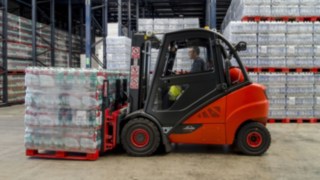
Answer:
[26,149,99,161]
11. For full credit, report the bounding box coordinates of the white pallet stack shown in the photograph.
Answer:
[286,73,314,118]
[258,22,287,68]
[95,37,131,71]
[106,37,132,71]
[221,0,320,30]
[314,22,320,67]
[286,22,314,68]
[223,22,258,68]
[137,18,154,32]
[314,74,320,118]
[259,73,287,118]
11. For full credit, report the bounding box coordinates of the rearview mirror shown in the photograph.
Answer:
[235,41,247,52]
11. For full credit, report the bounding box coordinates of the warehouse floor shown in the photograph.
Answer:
[0,105,319,180]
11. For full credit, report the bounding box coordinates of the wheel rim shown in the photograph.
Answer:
[246,132,262,148]
[130,129,150,148]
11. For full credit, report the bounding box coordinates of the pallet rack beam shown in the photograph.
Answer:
[68,0,72,67]
[118,0,122,36]
[103,0,108,69]
[128,0,131,37]
[136,0,139,30]
[50,0,55,66]
[32,0,37,66]
[85,0,92,68]
[0,0,8,105]
[85,0,109,69]
[210,0,216,29]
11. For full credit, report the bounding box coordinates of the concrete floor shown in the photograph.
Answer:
[0,105,319,180]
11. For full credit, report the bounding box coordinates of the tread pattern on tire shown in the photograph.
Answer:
[236,122,271,156]
[121,118,160,156]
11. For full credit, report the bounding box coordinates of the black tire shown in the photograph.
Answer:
[236,122,271,156]
[121,118,160,156]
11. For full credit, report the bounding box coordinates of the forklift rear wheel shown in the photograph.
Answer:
[236,122,271,156]
[121,118,160,156]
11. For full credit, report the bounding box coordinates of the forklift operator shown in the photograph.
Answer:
[188,46,206,73]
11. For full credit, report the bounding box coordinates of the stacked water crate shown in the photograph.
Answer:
[221,0,320,30]
[24,67,129,154]
[223,22,258,68]
[286,73,314,118]
[137,19,154,32]
[314,23,320,67]
[258,22,287,68]
[0,11,82,69]
[259,73,287,118]
[221,0,271,30]
[271,0,300,17]
[0,75,25,102]
[24,68,105,153]
[286,22,314,68]
[314,74,320,118]
[138,18,199,37]
[300,0,320,16]
[105,37,132,71]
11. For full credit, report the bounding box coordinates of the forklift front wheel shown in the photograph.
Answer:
[121,118,160,156]
[236,122,271,156]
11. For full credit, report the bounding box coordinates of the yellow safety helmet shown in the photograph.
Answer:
[168,85,182,101]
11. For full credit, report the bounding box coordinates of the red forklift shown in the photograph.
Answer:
[103,29,270,157]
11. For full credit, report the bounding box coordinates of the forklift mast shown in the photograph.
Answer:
[129,33,160,113]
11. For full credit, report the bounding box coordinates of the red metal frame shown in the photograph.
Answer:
[246,132,262,148]
[104,109,119,151]
[241,16,320,22]
[130,129,150,148]
[268,118,319,123]
[104,104,128,151]
[245,67,320,73]
[26,149,99,161]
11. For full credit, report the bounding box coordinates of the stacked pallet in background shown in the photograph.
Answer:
[138,18,199,34]
[223,21,319,68]
[24,67,129,154]
[0,11,83,104]
[249,72,318,119]
[0,11,82,69]
[223,22,258,67]
[93,36,132,71]
[222,0,320,30]
[0,74,25,102]
[286,73,314,118]
[315,23,320,67]
[259,73,287,118]
[258,22,287,68]
[106,37,131,71]
[314,74,320,118]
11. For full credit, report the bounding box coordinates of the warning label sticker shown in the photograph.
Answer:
[130,65,140,89]
[131,47,141,59]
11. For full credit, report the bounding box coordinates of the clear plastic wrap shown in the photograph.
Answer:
[258,34,286,45]
[287,22,313,34]
[24,67,129,153]
[259,57,286,67]
[258,45,286,57]
[286,57,314,68]
[258,73,287,84]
